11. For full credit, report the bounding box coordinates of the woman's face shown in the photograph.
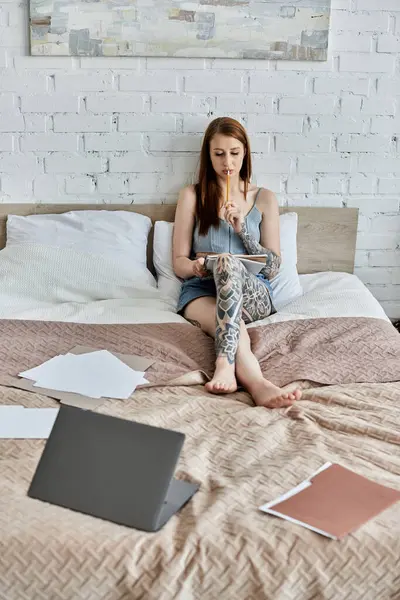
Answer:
[209,134,245,180]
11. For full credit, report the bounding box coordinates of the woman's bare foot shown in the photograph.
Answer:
[249,379,302,409]
[205,357,237,394]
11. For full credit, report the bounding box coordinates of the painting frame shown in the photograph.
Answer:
[30,1,331,61]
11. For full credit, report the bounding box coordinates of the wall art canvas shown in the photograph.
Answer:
[30,1,331,61]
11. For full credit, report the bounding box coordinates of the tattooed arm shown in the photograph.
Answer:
[238,220,281,279]
[234,188,281,279]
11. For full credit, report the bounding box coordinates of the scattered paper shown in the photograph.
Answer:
[6,377,106,411]
[68,346,154,373]
[0,405,23,414]
[19,355,66,382]
[0,406,59,439]
[19,350,145,400]
[32,353,104,398]
[260,480,312,511]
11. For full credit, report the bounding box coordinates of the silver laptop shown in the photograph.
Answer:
[28,405,199,532]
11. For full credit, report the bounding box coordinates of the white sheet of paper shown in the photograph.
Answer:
[262,508,337,540]
[0,405,24,414]
[33,350,145,400]
[0,406,25,437]
[259,463,335,539]
[259,480,312,511]
[19,355,65,381]
[32,353,102,398]
[0,406,59,439]
[237,257,265,275]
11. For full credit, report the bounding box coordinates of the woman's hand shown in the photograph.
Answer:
[225,201,244,234]
[192,257,208,278]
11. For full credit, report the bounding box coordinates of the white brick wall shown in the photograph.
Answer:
[0,0,398,317]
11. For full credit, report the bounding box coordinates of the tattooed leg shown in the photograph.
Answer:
[213,254,245,363]
[201,254,242,394]
[208,255,302,406]
[203,254,272,395]
[238,263,302,408]
[209,255,274,362]
[241,270,274,324]
[235,321,302,409]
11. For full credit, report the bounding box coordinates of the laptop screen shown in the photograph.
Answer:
[28,405,185,530]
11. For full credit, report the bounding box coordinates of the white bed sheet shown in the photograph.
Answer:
[0,241,389,325]
[248,271,390,328]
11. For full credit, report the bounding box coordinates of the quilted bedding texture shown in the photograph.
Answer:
[0,317,399,600]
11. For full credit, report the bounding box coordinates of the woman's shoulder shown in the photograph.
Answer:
[178,184,197,204]
[176,185,197,223]
[180,183,197,195]
[255,187,279,211]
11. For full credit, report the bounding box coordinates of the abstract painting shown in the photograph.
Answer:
[30,1,331,61]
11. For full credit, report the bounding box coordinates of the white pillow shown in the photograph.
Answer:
[153,213,303,312]
[269,212,304,310]
[153,221,182,308]
[6,210,157,292]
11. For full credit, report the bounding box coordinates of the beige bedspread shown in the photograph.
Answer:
[0,317,399,600]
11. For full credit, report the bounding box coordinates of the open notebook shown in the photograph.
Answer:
[259,463,400,540]
[200,254,267,276]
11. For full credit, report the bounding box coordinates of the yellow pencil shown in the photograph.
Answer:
[226,172,230,207]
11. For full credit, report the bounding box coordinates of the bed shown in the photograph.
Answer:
[0,204,399,600]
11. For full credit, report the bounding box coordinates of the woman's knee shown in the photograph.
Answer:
[216,253,239,266]
[216,254,243,273]
[184,298,216,335]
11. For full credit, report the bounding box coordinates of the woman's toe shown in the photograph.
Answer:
[281,396,293,406]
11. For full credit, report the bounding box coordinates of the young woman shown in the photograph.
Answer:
[173,117,301,409]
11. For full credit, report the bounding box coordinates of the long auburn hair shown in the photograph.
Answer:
[195,117,252,236]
